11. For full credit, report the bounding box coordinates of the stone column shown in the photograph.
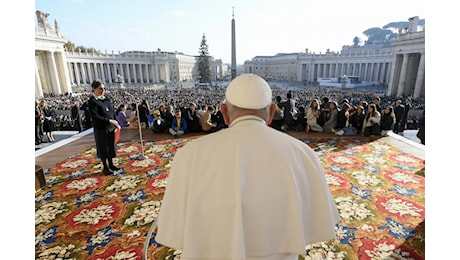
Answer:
[111,63,117,83]
[35,63,44,99]
[165,63,170,82]
[120,63,125,82]
[397,54,409,96]
[89,63,94,83]
[81,63,89,85]
[74,63,81,85]
[376,62,382,82]
[67,63,75,86]
[387,54,399,96]
[57,51,72,94]
[147,64,151,83]
[385,62,391,86]
[334,63,339,78]
[139,64,144,83]
[47,51,62,95]
[363,63,368,82]
[98,63,104,82]
[413,52,425,98]
[133,63,138,83]
[153,63,159,83]
[106,64,112,84]
[127,64,132,83]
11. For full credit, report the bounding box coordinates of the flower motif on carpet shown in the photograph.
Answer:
[390,153,422,164]
[35,137,425,259]
[349,170,384,187]
[395,163,419,172]
[325,172,347,188]
[327,154,361,166]
[67,168,87,179]
[84,226,122,255]
[44,174,65,187]
[362,164,380,173]
[361,154,389,165]
[146,168,165,178]
[389,184,417,197]
[35,225,58,248]
[146,144,168,153]
[55,158,92,172]
[385,170,424,185]
[117,143,141,154]
[89,245,143,260]
[335,196,375,223]
[105,175,144,192]
[378,217,416,239]
[61,176,104,194]
[35,190,54,203]
[76,191,103,207]
[36,243,82,260]
[153,247,183,260]
[65,202,121,230]
[329,164,348,173]
[126,157,161,169]
[36,200,71,226]
[147,175,168,192]
[122,189,148,203]
[304,240,348,259]
[368,141,393,151]
[351,185,373,201]
[358,237,424,260]
[335,224,358,247]
[123,200,162,228]
[341,141,372,153]
[376,196,424,220]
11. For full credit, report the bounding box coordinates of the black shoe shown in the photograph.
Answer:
[109,165,120,171]
[103,168,114,175]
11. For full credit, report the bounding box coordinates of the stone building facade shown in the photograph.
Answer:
[35,10,424,99]
[244,17,425,98]
[35,10,227,99]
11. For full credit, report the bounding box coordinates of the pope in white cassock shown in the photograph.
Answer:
[155,74,340,260]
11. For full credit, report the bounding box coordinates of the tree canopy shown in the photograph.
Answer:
[357,18,425,46]
[64,41,100,54]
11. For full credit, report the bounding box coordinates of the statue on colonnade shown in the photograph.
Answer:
[36,10,50,28]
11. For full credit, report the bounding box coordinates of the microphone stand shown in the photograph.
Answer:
[125,91,147,160]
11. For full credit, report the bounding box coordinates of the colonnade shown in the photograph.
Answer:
[387,52,425,98]
[304,60,391,84]
[68,61,170,86]
[66,59,170,87]
[35,50,72,98]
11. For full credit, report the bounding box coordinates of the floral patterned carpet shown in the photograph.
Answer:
[35,137,425,260]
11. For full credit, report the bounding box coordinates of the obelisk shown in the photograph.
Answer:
[231,7,237,80]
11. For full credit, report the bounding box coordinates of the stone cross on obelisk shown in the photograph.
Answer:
[231,7,237,80]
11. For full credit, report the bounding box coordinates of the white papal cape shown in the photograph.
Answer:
[156,115,340,260]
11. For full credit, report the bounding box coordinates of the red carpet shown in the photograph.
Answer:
[35,137,425,259]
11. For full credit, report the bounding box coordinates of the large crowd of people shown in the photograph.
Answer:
[35,83,425,145]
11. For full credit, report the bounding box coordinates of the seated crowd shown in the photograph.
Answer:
[36,86,423,142]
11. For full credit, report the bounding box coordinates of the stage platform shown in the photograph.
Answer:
[35,127,424,171]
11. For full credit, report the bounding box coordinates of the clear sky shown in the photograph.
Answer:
[34,0,425,64]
